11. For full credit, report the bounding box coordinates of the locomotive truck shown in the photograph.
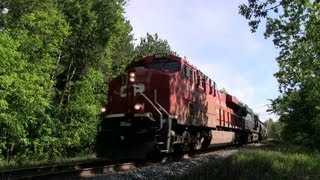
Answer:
[96,53,267,159]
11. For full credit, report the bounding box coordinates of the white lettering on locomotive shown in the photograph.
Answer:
[134,84,145,96]
[120,84,145,97]
[120,86,126,97]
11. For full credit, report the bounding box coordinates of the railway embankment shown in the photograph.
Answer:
[2,140,318,179]
[176,140,320,180]
[91,148,239,180]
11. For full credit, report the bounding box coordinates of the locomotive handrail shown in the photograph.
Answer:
[132,85,163,131]
[154,89,170,118]
[154,89,172,152]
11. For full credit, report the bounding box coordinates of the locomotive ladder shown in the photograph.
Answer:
[133,85,173,153]
[154,90,172,153]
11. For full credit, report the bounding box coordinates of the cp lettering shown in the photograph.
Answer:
[120,84,145,97]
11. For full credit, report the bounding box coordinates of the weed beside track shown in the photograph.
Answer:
[176,140,320,180]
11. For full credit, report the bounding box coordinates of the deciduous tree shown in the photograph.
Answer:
[135,33,176,56]
[239,0,320,148]
[0,0,135,160]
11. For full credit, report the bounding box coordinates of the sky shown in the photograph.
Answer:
[125,0,279,121]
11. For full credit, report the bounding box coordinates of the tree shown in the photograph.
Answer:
[0,0,70,160]
[52,0,134,156]
[107,18,135,80]
[0,32,25,161]
[265,118,282,140]
[0,0,135,161]
[135,33,176,56]
[239,1,320,148]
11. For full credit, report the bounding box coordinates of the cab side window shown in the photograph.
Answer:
[196,71,202,87]
[209,79,213,95]
[190,69,193,83]
[202,76,206,92]
[196,73,201,86]
[183,64,191,79]
[213,82,216,96]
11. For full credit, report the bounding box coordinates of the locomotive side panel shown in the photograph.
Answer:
[169,74,211,127]
[169,59,244,130]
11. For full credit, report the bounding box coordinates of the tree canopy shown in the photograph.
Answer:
[135,33,176,56]
[0,0,177,162]
[239,0,320,148]
[0,0,128,161]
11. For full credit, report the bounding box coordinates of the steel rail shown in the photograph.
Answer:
[0,159,141,180]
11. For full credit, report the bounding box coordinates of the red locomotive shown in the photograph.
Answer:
[96,53,267,159]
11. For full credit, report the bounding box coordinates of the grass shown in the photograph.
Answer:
[0,154,97,171]
[176,140,320,180]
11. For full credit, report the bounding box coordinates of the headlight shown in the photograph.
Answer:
[100,107,107,113]
[129,77,135,82]
[134,104,141,110]
[129,72,135,82]
[129,72,135,77]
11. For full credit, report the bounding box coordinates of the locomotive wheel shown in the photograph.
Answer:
[182,130,191,151]
[194,130,211,150]
[195,136,205,150]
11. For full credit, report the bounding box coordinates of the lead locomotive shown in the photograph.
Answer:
[96,54,267,159]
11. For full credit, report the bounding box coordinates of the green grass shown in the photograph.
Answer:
[176,141,320,180]
[0,154,97,171]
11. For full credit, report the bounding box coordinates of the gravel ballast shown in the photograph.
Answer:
[91,149,238,180]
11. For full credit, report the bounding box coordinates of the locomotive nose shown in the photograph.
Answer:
[125,69,147,113]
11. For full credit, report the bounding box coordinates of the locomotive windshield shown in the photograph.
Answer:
[147,59,180,72]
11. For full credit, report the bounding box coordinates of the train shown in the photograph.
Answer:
[96,53,267,159]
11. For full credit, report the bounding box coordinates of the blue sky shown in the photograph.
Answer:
[125,0,279,121]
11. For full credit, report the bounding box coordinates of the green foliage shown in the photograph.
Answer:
[0,32,24,161]
[55,0,133,103]
[177,142,320,179]
[112,20,135,70]
[239,0,320,149]
[50,0,134,157]
[0,0,135,162]
[56,68,106,156]
[0,1,70,161]
[0,0,176,164]
[265,118,283,140]
[135,33,176,56]
[106,14,135,79]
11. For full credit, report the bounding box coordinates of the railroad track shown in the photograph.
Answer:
[0,143,267,180]
[0,149,221,180]
[0,159,146,180]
